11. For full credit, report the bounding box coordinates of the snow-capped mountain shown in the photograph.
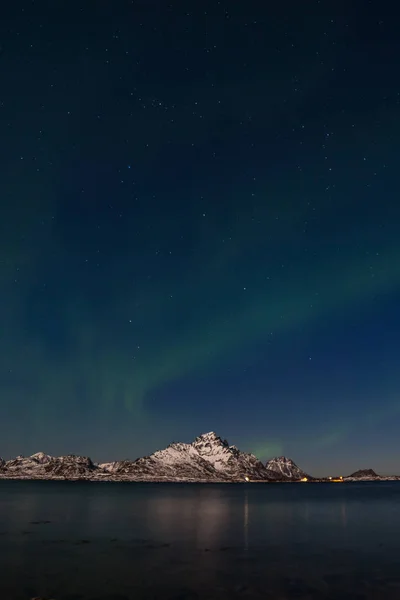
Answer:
[1,453,96,480]
[97,432,284,482]
[192,432,283,480]
[265,456,309,480]
[0,432,307,482]
[4,453,52,477]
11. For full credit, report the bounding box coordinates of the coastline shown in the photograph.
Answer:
[0,475,399,483]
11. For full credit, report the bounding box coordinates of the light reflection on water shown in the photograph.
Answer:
[0,480,400,599]
[243,490,249,551]
[146,487,231,547]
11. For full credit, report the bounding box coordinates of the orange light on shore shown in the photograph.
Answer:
[244,476,250,482]
[300,477,308,482]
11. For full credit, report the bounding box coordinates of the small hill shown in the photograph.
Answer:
[348,468,378,479]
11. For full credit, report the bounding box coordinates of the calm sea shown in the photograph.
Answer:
[1,480,400,599]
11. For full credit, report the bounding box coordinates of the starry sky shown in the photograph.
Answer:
[1,1,399,476]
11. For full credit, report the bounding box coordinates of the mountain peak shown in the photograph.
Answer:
[30,452,51,464]
[195,431,221,442]
[193,432,231,449]
[265,456,307,480]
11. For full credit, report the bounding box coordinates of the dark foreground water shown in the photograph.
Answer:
[1,481,400,599]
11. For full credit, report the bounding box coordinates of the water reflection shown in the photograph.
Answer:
[340,501,347,528]
[146,487,231,547]
[243,491,249,551]
[1,481,400,598]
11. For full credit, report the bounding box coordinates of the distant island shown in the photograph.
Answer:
[0,432,397,483]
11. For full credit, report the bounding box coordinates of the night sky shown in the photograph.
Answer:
[1,1,399,476]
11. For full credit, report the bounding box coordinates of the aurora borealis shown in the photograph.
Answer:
[1,1,400,475]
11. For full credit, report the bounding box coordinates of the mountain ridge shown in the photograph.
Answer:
[0,432,398,482]
[0,431,293,482]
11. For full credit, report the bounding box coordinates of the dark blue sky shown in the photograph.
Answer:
[1,0,399,476]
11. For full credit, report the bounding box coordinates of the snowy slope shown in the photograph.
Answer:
[106,440,222,481]
[97,462,115,473]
